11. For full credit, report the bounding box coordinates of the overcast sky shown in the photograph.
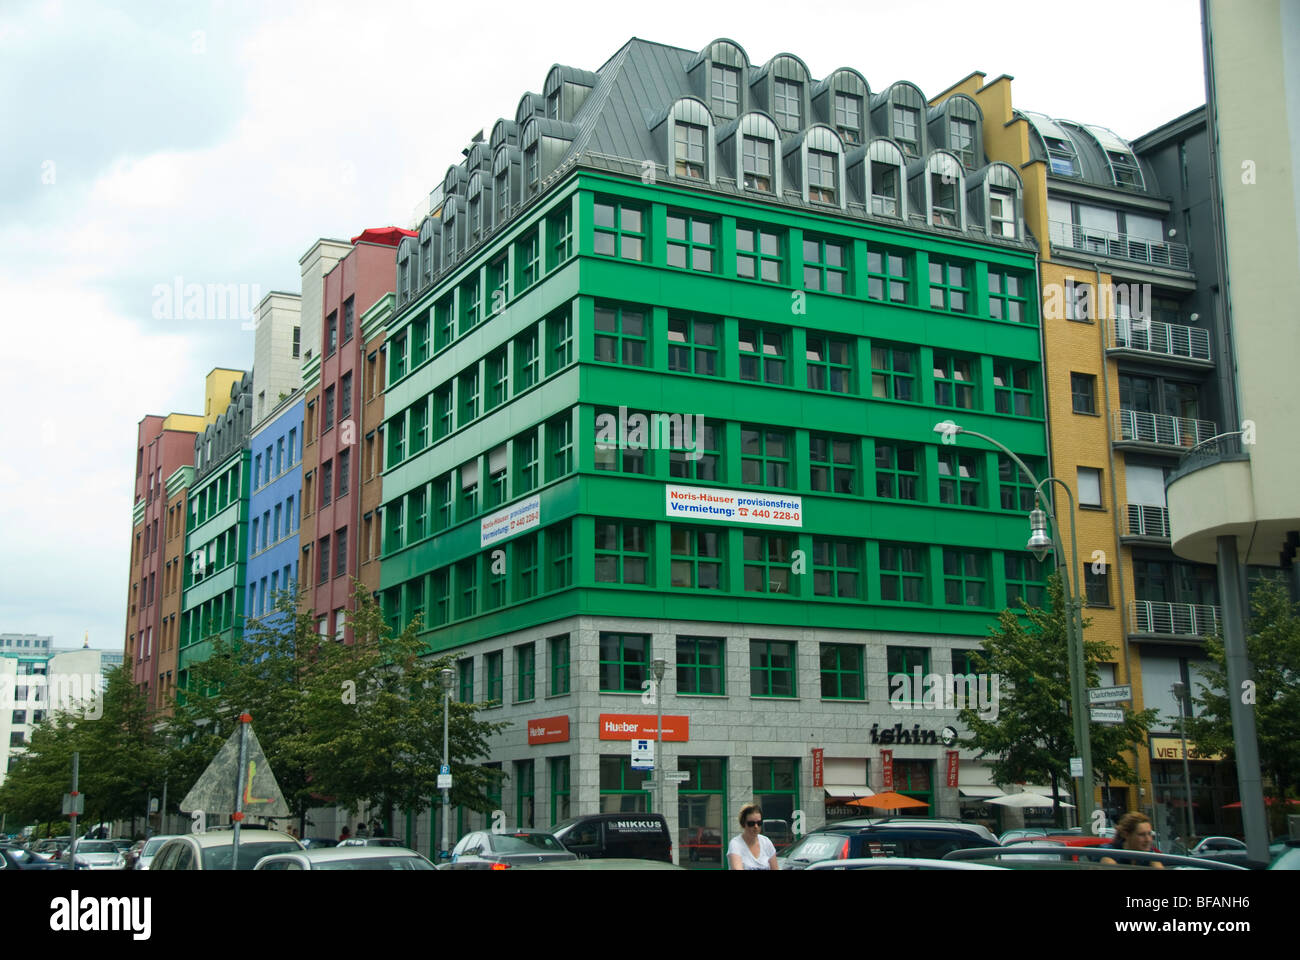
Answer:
[0,0,1208,652]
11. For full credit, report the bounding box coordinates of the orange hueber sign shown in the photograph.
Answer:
[598,714,690,741]
[527,715,570,745]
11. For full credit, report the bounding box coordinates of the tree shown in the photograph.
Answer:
[958,574,1159,827]
[1185,578,1300,832]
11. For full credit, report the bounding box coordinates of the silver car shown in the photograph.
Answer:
[136,835,181,870]
[72,840,123,870]
[254,846,436,870]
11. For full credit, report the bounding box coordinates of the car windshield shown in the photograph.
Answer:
[315,856,434,870]
[488,833,564,853]
[782,834,847,863]
[143,838,170,856]
[77,842,117,854]
[202,841,301,870]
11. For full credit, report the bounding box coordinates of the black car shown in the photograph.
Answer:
[778,817,1000,869]
[0,844,66,871]
[551,813,672,862]
[443,829,577,870]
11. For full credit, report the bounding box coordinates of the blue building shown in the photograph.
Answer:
[245,393,305,628]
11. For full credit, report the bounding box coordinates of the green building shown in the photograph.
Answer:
[380,38,1047,865]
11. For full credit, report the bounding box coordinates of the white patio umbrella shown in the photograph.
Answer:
[987,792,1075,809]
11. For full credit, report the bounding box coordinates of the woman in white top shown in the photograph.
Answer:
[727,803,778,870]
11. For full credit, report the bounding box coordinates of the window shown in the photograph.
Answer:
[1071,373,1097,414]
[595,520,650,585]
[1085,562,1111,606]
[435,297,455,351]
[495,169,510,226]
[834,93,862,143]
[743,533,794,593]
[735,225,781,282]
[887,646,929,698]
[434,385,453,440]
[893,105,920,156]
[343,296,354,343]
[773,79,801,130]
[337,449,350,497]
[516,759,535,828]
[806,334,852,393]
[674,122,707,179]
[820,643,864,698]
[514,534,538,600]
[550,757,571,824]
[950,118,976,168]
[740,427,791,487]
[938,451,980,506]
[593,201,645,260]
[547,414,572,480]
[943,549,987,606]
[515,328,540,391]
[1005,552,1047,608]
[809,434,856,494]
[486,350,508,411]
[871,343,916,400]
[875,443,921,500]
[291,326,300,358]
[1078,467,1103,508]
[1107,150,1143,189]
[676,636,725,695]
[599,632,650,692]
[880,543,926,602]
[813,540,861,599]
[1044,136,1079,177]
[515,430,539,494]
[667,314,719,376]
[807,149,837,204]
[547,522,573,590]
[593,406,647,474]
[993,362,1034,416]
[320,460,333,506]
[524,144,539,196]
[802,237,848,293]
[933,353,976,409]
[487,254,508,315]
[461,277,480,334]
[929,260,969,311]
[458,658,474,703]
[383,500,403,554]
[988,271,1029,322]
[518,230,541,290]
[871,163,900,217]
[486,448,508,509]
[669,526,724,589]
[456,558,478,619]
[999,456,1038,512]
[989,190,1017,238]
[484,651,503,703]
[458,367,479,426]
[594,303,647,366]
[738,326,786,385]
[742,136,774,192]
[549,634,570,695]
[668,418,721,482]
[547,309,573,374]
[751,640,797,697]
[711,65,739,118]
[549,205,573,268]
[753,758,799,825]
[323,386,336,431]
[318,536,330,585]
[334,528,348,578]
[432,474,452,532]
[931,173,958,227]
[666,213,715,271]
[459,459,479,521]
[326,310,338,356]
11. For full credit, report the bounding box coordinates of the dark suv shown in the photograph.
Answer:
[778,817,999,869]
[551,813,672,862]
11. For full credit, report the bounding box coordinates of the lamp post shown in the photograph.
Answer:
[651,657,667,822]
[438,667,453,862]
[933,422,1095,829]
[1171,681,1195,844]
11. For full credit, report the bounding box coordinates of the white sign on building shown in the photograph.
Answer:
[665,484,802,527]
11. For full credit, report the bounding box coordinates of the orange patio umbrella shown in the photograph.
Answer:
[846,791,929,810]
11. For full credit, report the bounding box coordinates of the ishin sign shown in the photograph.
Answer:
[527,715,570,745]
[598,714,690,741]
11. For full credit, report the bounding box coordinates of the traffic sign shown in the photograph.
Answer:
[437,774,452,790]
[631,739,655,771]
[1089,685,1132,704]
[1070,757,1084,778]
[1090,707,1125,724]
[62,793,84,816]
[440,764,450,776]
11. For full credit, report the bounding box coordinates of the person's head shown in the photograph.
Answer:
[1115,812,1156,851]
[340,826,351,837]
[739,804,763,835]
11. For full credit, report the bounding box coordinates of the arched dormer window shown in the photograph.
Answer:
[967,163,1024,240]
[687,39,750,121]
[442,195,465,263]
[442,164,465,204]
[651,98,716,184]
[492,144,521,230]
[751,54,811,135]
[396,238,415,305]
[848,139,907,219]
[872,82,928,159]
[1021,112,1082,178]
[812,68,870,145]
[718,112,783,195]
[920,151,965,229]
[419,217,438,285]
[928,94,983,170]
[515,92,544,127]
[1081,123,1146,190]
[466,171,488,245]
[543,65,597,123]
[520,117,580,199]
[490,118,518,151]
[784,125,845,209]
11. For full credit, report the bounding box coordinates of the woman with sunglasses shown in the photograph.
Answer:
[727,803,779,870]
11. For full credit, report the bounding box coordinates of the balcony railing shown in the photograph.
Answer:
[1125,503,1171,538]
[1049,220,1190,270]
[1166,432,1251,487]
[1131,600,1221,637]
[1111,318,1211,362]
[1116,409,1218,449]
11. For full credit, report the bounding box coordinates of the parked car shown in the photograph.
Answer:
[1268,838,1300,870]
[72,840,125,870]
[334,836,406,848]
[34,839,70,860]
[443,829,578,870]
[299,837,338,850]
[513,857,684,870]
[778,817,999,870]
[254,846,435,870]
[945,845,1247,870]
[149,829,303,870]
[0,844,66,871]
[135,835,181,870]
[551,813,672,862]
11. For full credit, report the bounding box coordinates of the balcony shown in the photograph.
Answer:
[1115,409,1218,452]
[1130,600,1221,640]
[1049,221,1190,270]
[1109,318,1212,366]
[1123,503,1171,543]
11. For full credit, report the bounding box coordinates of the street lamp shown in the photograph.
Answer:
[438,667,453,862]
[1171,681,1195,844]
[651,657,667,827]
[933,422,1095,829]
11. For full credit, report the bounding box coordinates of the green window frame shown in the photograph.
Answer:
[993,361,1034,417]
[515,430,539,494]
[386,416,406,469]
[405,577,425,627]
[820,643,864,699]
[458,460,479,522]
[812,539,862,599]
[456,558,478,619]
[433,474,453,531]
[487,457,507,509]
[549,634,570,695]
[517,229,541,290]
[752,758,800,829]
[430,568,449,626]
[998,455,1038,512]
[485,549,506,610]
[487,253,509,315]
[434,296,455,351]
[549,206,573,269]
[485,650,503,703]
[951,648,981,676]
[515,328,540,392]
[880,542,926,602]
[809,433,857,495]
[410,401,429,454]
[389,332,408,382]
[547,522,572,590]
[515,644,535,702]
[434,385,453,440]
[458,367,479,426]
[411,315,430,368]
[887,646,929,701]
[599,631,650,692]
[743,533,794,594]
[594,406,648,475]
[738,325,786,385]
[668,417,722,482]
[870,343,917,401]
[1005,552,1048,608]
[460,276,481,334]
[666,212,717,272]
[933,352,977,409]
[929,258,970,312]
[383,501,403,554]
[667,314,720,376]
[740,427,791,487]
[988,270,1031,323]
[516,759,535,829]
[676,636,725,695]
[599,756,650,813]
[458,657,474,703]
[547,413,573,481]
[547,309,573,374]
[514,534,539,600]
[550,757,571,825]
[943,548,988,606]
[406,488,426,543]
[736,224,782,282]
[595,519,650,585]
[750,640,797,697]
[802,236,849,293]
[805,334,853,393]
[594,302,648,367]
[937,450,980,506]
[486,350,508,411]
[593,200,645,261]
[669,526,724,590]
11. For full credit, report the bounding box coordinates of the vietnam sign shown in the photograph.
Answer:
[665,484,802,527]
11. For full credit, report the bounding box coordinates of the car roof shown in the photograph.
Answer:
[164,831,301,848]
[818,817,991,832]
[511,857,683,870]
[264,846,427,862]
